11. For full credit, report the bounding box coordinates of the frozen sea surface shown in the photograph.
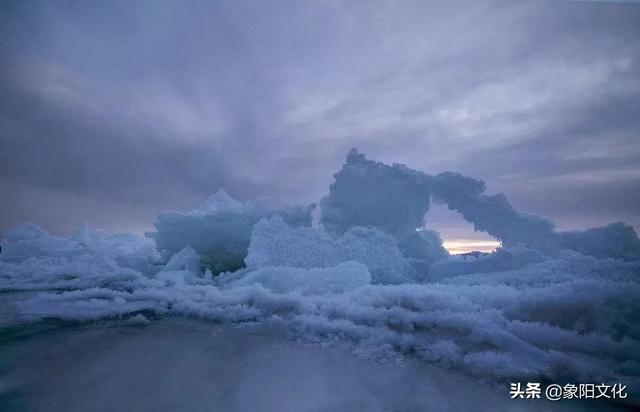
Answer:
[0,317,625,412]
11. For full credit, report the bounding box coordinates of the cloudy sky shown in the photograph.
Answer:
[1,0,639,242]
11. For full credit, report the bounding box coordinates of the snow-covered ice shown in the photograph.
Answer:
[0,318,612,412]
[1,150,639,406]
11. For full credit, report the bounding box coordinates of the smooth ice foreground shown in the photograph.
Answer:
[0,319,612,412]
[1,150,639,404]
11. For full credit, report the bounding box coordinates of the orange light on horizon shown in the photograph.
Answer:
[442,239,502,255]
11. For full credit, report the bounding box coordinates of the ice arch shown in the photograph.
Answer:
[320,149,431,239]
[320,149,640,260]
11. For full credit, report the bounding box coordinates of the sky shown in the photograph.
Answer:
[1,0,640,244]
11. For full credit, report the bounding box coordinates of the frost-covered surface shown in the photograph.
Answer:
[320,149,431,239]
[244,217,414,284]
[0,224,159,292]
[3,319,602,412]
[1,150,639,398]
[147,190,315,273]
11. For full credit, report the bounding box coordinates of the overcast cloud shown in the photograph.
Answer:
[1,0,639,239]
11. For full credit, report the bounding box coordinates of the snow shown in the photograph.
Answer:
[1,150,639,397]
[0,224,158,292]
[558,222,640,260]
[147,189,315,274]
[320,149,431,240]
[230,261,371,295]
[429,172,558,251]
[244,216,414,284]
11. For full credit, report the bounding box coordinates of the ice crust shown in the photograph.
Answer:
[231,261,372,295]
[244,216,414,284]
[148,190,315,273]
[320,149,431,240]
[1,150,639,388]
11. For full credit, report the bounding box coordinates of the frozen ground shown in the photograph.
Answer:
[1,150,639,410]
[0,317,624,412]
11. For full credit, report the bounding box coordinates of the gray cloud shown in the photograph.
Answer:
[1,0,639,238]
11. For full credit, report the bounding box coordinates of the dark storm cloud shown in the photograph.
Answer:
[1,0,640,237]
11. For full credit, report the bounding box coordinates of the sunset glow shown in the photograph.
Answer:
[442,240,502,255]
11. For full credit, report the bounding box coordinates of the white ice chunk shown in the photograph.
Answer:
[246,216,414,284]
[147,189,315,274]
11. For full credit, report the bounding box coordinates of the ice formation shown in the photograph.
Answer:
[1,150,639,392]
[320,149,431,240]
[148,189,315,274]
[243,216,414,284]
